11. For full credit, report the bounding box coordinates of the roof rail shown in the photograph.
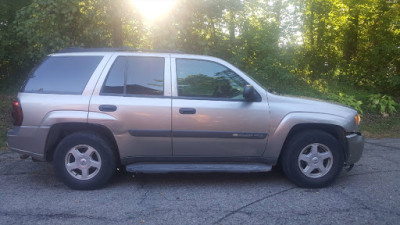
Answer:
[57,47,185,54]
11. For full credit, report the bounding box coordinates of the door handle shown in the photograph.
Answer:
[99,105,117,112]
[179,108,196,114]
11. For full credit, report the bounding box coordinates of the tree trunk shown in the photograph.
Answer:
[111,0,123,47]
[343,10,359,61]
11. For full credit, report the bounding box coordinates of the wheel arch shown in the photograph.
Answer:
[265,112,351,165]
[44,122,120,165]
[278,123,347,163]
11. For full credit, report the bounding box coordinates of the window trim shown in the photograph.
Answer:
[100,92,171,99]
[172,96,252,102]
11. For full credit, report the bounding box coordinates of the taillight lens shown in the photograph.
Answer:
[11,100,23,126]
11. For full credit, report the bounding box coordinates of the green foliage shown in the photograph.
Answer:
[0,0,33,93]
[298,0,400,96]
[0,95,13,149]
[0,0,145,93]
[367,94,398,116]
[0,0,399,100]
[14,0,144,60]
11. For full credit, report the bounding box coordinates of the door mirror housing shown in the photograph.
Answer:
[243,85,260,102]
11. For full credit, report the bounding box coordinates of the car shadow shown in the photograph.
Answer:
[109,167,289,188]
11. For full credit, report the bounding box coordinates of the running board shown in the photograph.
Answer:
[125,163,272,173]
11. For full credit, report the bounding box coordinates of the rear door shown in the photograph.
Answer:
[171,56,270,157]
[89,53,172,160]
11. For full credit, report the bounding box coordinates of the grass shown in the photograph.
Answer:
[361,113,400,138]
[0,95,13,150]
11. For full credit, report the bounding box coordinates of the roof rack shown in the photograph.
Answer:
[57,47,185,54]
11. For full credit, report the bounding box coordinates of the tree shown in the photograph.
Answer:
[0,0,399,97]
[0,0,33,91]
[298,0,400,95]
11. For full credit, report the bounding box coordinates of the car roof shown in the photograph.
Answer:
[57,47,185,54]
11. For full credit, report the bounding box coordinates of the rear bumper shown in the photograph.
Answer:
[7,126,49,161]
[345,133,364,165]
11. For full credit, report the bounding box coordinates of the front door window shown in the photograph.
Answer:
[176,59,247,100]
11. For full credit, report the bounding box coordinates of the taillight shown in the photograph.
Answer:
[11,100,23,126]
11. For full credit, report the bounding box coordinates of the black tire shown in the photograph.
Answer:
[281,130,344,188]
[53,132,116,190]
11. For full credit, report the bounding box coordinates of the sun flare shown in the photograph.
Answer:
[131,0,177,22]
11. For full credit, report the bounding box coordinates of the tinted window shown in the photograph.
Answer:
[101,56,164,96]
[102,57,126,94]
[126,57,164,95]
[24,56,102,94]
[176,59,247,99]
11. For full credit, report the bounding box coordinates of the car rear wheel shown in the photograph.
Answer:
[282,130,344,188]
[54,133,116,190]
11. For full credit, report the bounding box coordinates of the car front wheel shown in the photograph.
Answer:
[282,130,344,188]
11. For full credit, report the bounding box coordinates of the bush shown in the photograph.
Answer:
[367,94,398,117]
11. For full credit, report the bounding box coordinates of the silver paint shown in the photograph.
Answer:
[7,51,363,168]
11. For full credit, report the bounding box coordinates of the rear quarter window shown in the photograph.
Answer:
[23,56,103,94]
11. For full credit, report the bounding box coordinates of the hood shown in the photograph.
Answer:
[267,93,358,118]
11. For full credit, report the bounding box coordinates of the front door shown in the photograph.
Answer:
[171,57,269,157]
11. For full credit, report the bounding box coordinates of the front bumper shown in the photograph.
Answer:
[7,126,49,161]
[345,132,364,165]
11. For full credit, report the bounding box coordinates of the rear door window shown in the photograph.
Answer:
[101,56,165,96]
[23,56,103,94]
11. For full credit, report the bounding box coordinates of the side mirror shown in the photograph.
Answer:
[243,85,259,102]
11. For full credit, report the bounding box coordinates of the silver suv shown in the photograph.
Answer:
[7,48,364,190]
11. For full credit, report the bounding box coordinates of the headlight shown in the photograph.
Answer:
[355,114,361,126]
